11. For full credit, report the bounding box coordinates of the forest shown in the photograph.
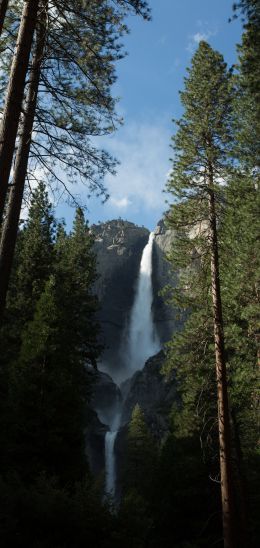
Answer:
[0,1,259,547]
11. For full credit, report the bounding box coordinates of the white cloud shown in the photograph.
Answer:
[110,196,131,209]
[101,119,172,218]
[193,31,210,43]
[187,26,218,53]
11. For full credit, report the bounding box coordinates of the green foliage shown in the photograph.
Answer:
[0,473,115,548]
[13,181,55,323]
[123,404,158,500]
[151,434,221,547]
[0,184,104,541]
[117,489,153,548]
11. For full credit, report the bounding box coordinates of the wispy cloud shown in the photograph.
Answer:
[100,119,172,220]
[187,24,218,53]
[110,196,131,209]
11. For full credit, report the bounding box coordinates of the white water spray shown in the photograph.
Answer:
[126,232,160,373]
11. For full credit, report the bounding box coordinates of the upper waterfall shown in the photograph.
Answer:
[126,232,160,374]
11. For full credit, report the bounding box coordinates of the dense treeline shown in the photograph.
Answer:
[0,183,111,545]
[0,1,259,547]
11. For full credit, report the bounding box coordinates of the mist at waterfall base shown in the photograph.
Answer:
[96,232,160,497]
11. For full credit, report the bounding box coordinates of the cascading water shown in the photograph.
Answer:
[104,411,121,496]
[103,231,160,498]
[126,231,160,374]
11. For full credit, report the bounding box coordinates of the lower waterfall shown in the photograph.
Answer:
[105,431,118,495]
[103,231,160,498]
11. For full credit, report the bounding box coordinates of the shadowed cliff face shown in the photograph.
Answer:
[91,220,150,376]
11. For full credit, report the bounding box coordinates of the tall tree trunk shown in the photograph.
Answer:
[0,0,39,225]
[0,2,46,320]
[0,0,9,36]
[208,183,235,548]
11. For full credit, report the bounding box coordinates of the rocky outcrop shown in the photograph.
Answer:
[121,350,177,439]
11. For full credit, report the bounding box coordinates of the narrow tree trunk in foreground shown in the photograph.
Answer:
[208,184,235,548]
[0,4,45,319]
[0,0,9,36]
[0,0,39,224]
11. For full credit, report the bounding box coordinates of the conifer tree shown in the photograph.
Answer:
[166,42,235,548]
[13,181,55,325]
[124,404,158,500]
[54,208,101,370]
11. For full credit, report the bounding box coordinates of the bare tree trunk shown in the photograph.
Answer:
[0,0,39,224]
[0,0,9,36]
[208,184,235,548]
[0,2,46,320]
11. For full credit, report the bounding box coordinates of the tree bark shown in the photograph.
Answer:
[0,2,46,320]
[0,0,39,225]
[0,0,9,36]
[208,183,235,548]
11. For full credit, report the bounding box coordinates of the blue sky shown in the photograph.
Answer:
[57,0,242,231]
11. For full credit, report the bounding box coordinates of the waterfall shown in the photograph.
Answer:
[103,231,160,498]
[103,401,121,497]
[105,431,118,495]
[126,231,160,374]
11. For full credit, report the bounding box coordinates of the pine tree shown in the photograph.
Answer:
[166,42,236,548]
[54,208,101,370]
[13,182,54,323]
[124,404,158,500]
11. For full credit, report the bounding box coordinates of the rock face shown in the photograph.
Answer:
[84,408,108,477]
[153,219,180,343]
[121,350,176,439]
[91,220,149,373]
